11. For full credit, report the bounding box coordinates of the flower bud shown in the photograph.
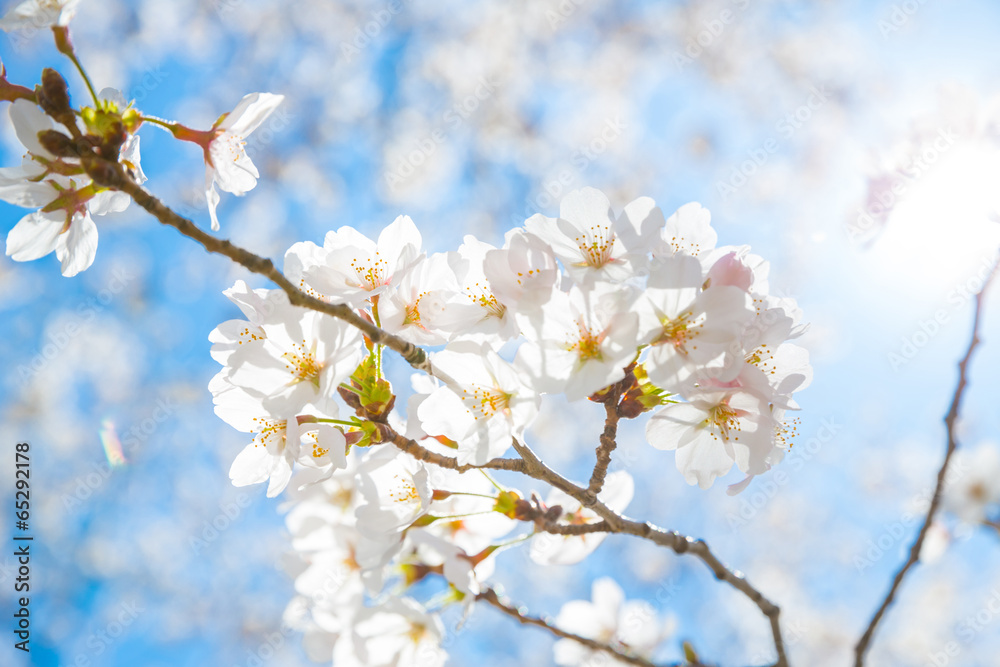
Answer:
[36,69,74,125]
[36,129,78,158]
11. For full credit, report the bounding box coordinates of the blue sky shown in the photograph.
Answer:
[3,1,1000,665]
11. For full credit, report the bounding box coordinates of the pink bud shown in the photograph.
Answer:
[707,251,753,291]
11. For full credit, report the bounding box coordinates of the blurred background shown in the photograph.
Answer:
[3,0,1000,665]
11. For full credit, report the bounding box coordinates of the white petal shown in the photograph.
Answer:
[55,213,97,277]
[6,210,62,261]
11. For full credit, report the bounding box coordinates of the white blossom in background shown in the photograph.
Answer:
[554,577,674,667]
[0,0,79,30]
[943,442,1000,526]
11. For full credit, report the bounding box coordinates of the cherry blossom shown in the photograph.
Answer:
[516,282,640,401]
[201,92,285,231]
[0,0,80,31]
[417,341,539,465]
[554,577,674,667]
[300,215,423,306]
[524,187,633,284]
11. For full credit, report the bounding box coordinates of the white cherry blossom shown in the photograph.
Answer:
[554,577,674,667]
[516,282,639,401]
[417,341,539,465]
[302,215,423,306]
[0,0,79,31]
[204,92,285,230]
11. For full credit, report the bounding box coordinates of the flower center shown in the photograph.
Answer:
[574,224,614,268]
[350,251,390,291]
[461,385,512,420]
[388,474,420,503]
[282,340,323,388]
[654,312,702,353]
[567,318,605,362]
[250,417,287,449]
[706,403,740,440]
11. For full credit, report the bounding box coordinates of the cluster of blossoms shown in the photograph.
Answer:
[204,185,810,663]
[0,0,283,274]
[0,3,811,664]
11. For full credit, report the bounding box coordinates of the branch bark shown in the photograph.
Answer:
[853,257,999,666]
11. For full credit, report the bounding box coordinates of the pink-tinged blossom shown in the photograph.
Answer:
[418,341,539,465]
[637,254,754,391]
[302,215,423,306]
[646,378,778,489]
[201,92,285,230]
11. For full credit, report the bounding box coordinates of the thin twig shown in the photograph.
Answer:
[510,439,788,667]
[388,430,526,473]
[853,257,999,666]
[476,587,664,667]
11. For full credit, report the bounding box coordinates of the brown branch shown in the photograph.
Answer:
[854,257,999,666]
[388,431,526,473]
[588,384,623,495]
[510,439,788,667]
[112,173,433,374]
[476,587,665,667]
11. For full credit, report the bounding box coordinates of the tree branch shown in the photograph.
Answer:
[510,439,788,667]
[476,587,671,667]
[588,383,623,495]
[387,430,526,474]
[853,257,999,666]
[113,173,433,374]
